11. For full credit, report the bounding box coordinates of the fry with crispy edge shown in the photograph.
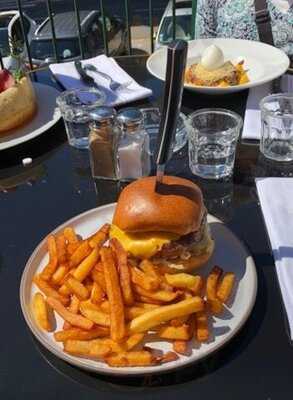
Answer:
[64,276,89,300]
[129,297,204,333]
[32,292,54,332]
[216,272,235,303]
[101,247,125,341]
[110,238,134,306]
[156,351,179,364]
[33,275,69,306]
[64,339,111,358]
[63,227,79,244]
[52,264,68,285]
[46,296,94,330]
[195,310,209,342]
[56,234,67,264]
[63,295,80,330]
[88,223,110,249]
[206,266,223,315]
[131,266,160,291]
[79,300,110,326]
[54,326,109,341]
[158,324,191,340]
[165,273,204,294]
[173,340,188,355]
[133,285,180,302]
[41,236,58,281]
[91,281,105,304]
[105,351,155,367]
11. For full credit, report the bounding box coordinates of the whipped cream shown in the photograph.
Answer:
[200,45,224,71]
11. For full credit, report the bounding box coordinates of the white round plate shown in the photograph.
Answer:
[0,83,61,150]
[147,38,290,94]
[20,204,257,376]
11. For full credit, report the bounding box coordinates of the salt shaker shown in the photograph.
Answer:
[116,108,151,181]
[88,106,120,180]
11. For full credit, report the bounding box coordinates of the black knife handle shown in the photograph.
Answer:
[156,40,188,166]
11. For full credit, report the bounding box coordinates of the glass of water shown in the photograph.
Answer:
[188,108,242,179]
[260,93,293,162]
[57,88,105,149]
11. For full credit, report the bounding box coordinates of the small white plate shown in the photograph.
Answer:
[0,83,61,150]
[147,38,290,95]
[20,204,257,376]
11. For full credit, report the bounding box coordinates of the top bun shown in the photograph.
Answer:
[112,176,205,236]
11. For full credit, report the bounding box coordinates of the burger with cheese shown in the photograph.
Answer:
[110,175,214,271]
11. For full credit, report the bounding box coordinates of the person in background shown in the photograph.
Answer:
[195,0,293,59]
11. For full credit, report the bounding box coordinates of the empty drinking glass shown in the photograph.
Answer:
[188,108,243,179]
[57,88,105,149]
[260,94,293,162]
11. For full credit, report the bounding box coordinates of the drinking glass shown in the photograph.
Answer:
[57,88,105,149]
[188,108,243,179]
[260,93,293,162]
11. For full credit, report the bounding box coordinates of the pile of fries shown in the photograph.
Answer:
[32,224,235,368]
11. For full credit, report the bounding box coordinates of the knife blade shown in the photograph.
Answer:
[74,60,99,88]
[155,40,188,183]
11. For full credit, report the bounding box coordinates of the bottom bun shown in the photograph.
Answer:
[153,237,215,273]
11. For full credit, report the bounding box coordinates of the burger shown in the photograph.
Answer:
[110,175,214,272]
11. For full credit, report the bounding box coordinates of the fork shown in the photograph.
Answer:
[83,63,132,92]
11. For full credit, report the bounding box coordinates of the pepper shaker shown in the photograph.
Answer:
[88,106,120,180]
[116,108,151,181]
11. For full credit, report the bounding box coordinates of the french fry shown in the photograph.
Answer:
[63,227,79,244]
[60,248,99,295]
[63,295,80,330]
[173,340,188,355]
[125,333,145,351]
[69,240,91,268]
[170,315,189,327]
[51,264,68,285]
[131,267,160,291]
[32,292,54,332]
[101,247,125,342]
[33,275,69,306]
[88,223,110,249]
[158,324,191,340]
[195,311,209,342]
[64,276,89,300]
[134,302,160,310]
[110,238,134,306]
[79,300,110,326]
[134,294,164,305]
[133,285,180,302]
[139,259,161,280]
[67,242,80,256]
[97,338,126,353]
[41,235,58,281]
[100,300,110,313]
[91,281,105,304]
[217,272,235,303]
[46,296,93,330]
[129,297,204,333]
[64,339,111,358]
[56,234,67,264]
[91,268,106,292]
[54,326,109,342]
[156,351,179,364]
[165,273,204,294]
[105,351,155,367]
[206,266,223,315]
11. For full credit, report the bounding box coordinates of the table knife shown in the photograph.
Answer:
[74,60,100,89]
[155,40,188,183]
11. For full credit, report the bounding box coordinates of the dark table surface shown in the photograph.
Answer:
[1,56,293,399]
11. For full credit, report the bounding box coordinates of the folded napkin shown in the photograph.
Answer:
[242,74,293,140]
[49,55,152,106]
[256,177,293,339]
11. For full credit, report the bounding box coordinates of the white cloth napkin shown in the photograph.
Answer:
[49,55,152,106]
[256,177,293,339]
[242,74,293,140]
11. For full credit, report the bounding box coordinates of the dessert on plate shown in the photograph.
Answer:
[0,68,37,134]
[185,44,249,87]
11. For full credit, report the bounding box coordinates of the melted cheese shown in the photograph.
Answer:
[110,225,179,259]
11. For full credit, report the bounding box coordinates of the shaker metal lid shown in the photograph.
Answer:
[117,108,143,126]
[90,106,116,123]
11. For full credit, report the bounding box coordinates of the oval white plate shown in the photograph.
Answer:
[147,38,290,94]
[0,82,61,150]
[20,204,257,376]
